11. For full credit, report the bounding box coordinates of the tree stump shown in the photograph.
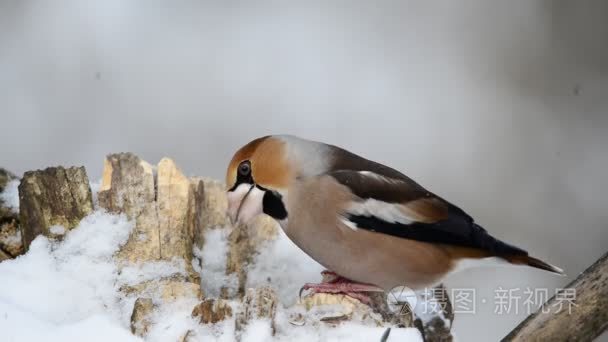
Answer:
[235,286,278,338]
[223,215,278,298]
[98,154,200,282]
[0,168,22,258]
[18,166,93,250]
[98,153,205,337]
[0,168,18,219]
[199,178,229,230]
[192,298,233,324]
[130,297,154,337]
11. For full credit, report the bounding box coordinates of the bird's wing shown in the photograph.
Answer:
[328,170,527,256]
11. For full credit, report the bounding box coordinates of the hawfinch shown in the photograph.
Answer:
[226,135,563,299]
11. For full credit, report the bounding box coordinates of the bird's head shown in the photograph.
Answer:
[225,136,294,225]
[226,135,331,225]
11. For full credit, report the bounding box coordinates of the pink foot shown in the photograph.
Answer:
[300,271,384,304]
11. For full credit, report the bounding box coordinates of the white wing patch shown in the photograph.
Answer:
[346,198,414,225]
[339,170,419,230]
[357,171,403,184]
[340,217,359,231]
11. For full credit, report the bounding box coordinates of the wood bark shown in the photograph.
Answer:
[130,297,154,337]
[503,251,608,341]
[223,215,278,298]
[98,153,201,282]
[0,168,22,258]
[235,286,278,338]
[192,298,233,324]
[98,153,205,337]
[18,166,93,250]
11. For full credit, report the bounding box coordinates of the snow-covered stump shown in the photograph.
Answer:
[0,168,18,220]
[18,166,94,250]
[98,153,200,281]
[0,168,22,258]
[189,178,206,250]
[130,297,154,337]
[98,153,204,337]
[0,219,22,258]
[0,248,10,261]
[223,216,278,298]
[199,178,229,231]
[295,293,387,326]
[191,298,233,324]
[235,286,278,339]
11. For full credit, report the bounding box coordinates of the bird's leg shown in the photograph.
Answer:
[300,270,384,304]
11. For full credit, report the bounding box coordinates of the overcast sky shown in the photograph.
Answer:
[1,1,607,340]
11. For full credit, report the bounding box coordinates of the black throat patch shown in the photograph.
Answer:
[262,189,288,220]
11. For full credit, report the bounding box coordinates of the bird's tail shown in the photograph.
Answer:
[505,254,565,276]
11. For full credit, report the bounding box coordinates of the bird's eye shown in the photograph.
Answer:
[238,161,251,177]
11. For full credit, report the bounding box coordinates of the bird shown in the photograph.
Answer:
[225,135,563,302]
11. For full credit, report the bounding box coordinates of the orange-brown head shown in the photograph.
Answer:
[225,136,293,224]
[225,136,292,192]
[226,135,333,224]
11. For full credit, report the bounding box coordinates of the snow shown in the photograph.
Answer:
[241,320,274,342]
[0,211,135,339]
[118,258,187,286]
[246,228,324,306]
[196,227,238,298]
[0,206,421,341]
[0,304,142,342]
[0,179,19,212]
[89,178,102,207]
[49,225,66,235]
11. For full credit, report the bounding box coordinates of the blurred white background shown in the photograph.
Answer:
[1,1,607,340]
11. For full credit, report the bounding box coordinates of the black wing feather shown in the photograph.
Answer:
[328,169,527,256]
[346,211,526,256]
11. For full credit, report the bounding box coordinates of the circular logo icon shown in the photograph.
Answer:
[386,285,418,316]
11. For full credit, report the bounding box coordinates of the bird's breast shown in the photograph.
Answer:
[281,176,453,290]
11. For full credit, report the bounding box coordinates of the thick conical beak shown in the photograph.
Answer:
[227,183,265,225]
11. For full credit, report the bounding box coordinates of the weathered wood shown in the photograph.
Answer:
[98,154,200,282]
[0,168,17,193]
[0,247,10,262]
[199,178,229,230]
[297,292,389,326]
[235,286,278,338]
[98,153,159,262]
[156,158,196,269]
[502,251,608,341]
[130,297,154,337]
[192,298,233,324]
[0,169,22,258]
[18,166,93,250]
[98,153,206,338]
[0,218,22,258]
[223,215,278,298]
[188,178,206,249]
